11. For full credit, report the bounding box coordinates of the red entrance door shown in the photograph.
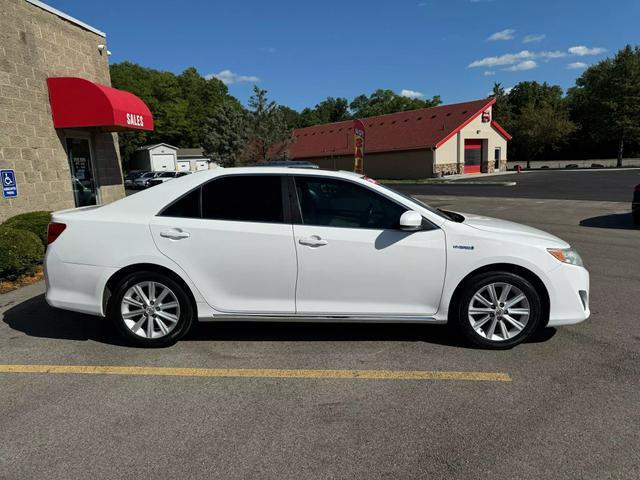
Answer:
[464,139,483,174]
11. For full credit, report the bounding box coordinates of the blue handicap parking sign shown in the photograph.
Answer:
[1,169,18,198]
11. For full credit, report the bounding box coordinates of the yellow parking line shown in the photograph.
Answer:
[0,364,511,382]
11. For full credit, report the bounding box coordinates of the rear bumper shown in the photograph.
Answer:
[44,249,115,317]
[546,264,590,327]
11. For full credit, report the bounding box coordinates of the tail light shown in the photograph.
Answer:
[47,222,66,245]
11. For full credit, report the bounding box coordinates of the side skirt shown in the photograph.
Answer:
[200,314,446,324]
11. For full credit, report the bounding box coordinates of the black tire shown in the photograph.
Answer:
[108,271,194,347]
[633,209,640,225]
[452,271,542,349]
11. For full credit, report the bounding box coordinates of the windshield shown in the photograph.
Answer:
[376,183,457,221]
[160,172,175,177]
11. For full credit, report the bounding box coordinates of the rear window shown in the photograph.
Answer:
[201,175,284,223]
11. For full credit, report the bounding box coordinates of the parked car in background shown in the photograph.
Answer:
[45,167,589,349]
[132,171,162,189]
[124,170,146,188]
[147,171,192,187]
[633,184,640,224]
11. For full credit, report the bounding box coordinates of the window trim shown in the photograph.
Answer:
[290,174,437,231]
[158,173,289,225]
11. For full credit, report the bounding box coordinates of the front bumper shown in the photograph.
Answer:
[545,263,590,327]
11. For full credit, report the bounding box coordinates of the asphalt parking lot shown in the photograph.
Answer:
[1,171,639,479]
[394,168,640,202]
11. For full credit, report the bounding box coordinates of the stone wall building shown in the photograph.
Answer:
[288,98,511,179]
[0,0,153,221]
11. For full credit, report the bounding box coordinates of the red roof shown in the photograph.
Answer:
[289,98,507,159]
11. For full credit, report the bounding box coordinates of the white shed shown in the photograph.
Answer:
[177,148,211,171]
[130,143,178,172]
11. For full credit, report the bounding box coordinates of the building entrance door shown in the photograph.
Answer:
[464,139,482,174]
[66,137,97,207]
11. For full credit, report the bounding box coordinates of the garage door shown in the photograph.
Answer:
[151,154,175,171]
[195,161,208,171]
[464,140,482,174]
[176,161,191,172]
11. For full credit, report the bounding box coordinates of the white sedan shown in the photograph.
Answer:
[44,168,590,349]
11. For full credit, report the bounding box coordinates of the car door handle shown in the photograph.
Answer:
[299,235,328,247]
[160,229,190,240]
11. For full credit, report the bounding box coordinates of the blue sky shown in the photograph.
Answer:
[45,0,639,110]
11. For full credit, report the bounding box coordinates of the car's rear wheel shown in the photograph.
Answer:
[453,271,542,349]
[108,271,194,347]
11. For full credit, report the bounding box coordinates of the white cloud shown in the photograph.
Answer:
[505,60,537,71]
[483,70,496,76]
[400,89,424,99]
[487,86,513,97]
[469,50,568,68]
[567,62,588,69]
[469,50,533,68]
[568,45,606,56]
[488,29,516,41]
[206,69,260,85]
[523,34,546,43]
[538,50,567,59]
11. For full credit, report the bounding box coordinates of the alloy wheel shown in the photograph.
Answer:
[120,281,181,339]
[468,282,530,341]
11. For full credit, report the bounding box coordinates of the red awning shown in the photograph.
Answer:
[47,77,154,131]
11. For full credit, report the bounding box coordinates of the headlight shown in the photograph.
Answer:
[547,248,584,267]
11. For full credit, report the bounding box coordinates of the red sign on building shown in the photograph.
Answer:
[353,119,365,174]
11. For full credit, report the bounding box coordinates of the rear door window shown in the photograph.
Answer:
[202,175,285,223]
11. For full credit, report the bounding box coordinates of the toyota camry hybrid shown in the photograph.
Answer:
[44,168,590,349]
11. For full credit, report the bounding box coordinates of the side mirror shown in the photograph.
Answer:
[399,210,423,231]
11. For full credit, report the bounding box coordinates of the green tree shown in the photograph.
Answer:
[299,97,351,127]
[567,45,640,167]
[349,89,441,118]
[498,81,575,167]
[277,105,303,130]
[201,103,247,167]
[245,86,292,162]
[109,62,238,166]
[515,101,576,168]
[489,83,513,130]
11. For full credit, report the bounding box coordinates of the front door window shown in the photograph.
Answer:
[65,138,97,207]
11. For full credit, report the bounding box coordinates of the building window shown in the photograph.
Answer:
[65,138,97,207]
[494,147,501,170]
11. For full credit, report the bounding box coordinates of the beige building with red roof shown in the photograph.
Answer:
[288,98,511,179]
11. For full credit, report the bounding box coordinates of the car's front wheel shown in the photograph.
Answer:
[453,271,542,349]
[108,271,194,347]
